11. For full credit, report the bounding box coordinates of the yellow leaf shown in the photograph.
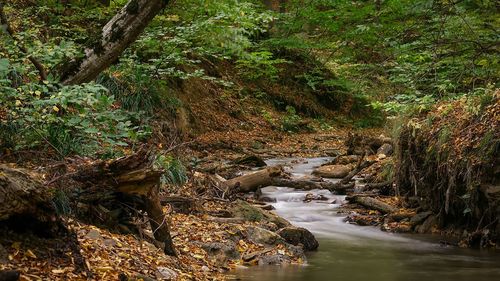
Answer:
[26,249,37,259]
[15,100,22,106]
[53,106,59,112]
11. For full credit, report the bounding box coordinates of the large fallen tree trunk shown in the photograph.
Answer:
[0,165,56,223]
[223,166,283,192]
[346,195,396,214]
[270,178,354,193]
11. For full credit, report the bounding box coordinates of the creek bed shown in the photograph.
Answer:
[234,158,500,281]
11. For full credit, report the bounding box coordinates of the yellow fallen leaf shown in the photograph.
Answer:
[26,249,37,259]
[53,106,59,112]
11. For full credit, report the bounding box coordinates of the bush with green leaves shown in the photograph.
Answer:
[236,51,288,81]
[280,106,302,132]
[0,59,148,157]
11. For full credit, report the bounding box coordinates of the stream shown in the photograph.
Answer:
[235,157,500,281]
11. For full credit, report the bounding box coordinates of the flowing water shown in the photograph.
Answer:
[235,158,500,281]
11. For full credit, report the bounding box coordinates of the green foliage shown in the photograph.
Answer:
[154,154,188,188]
[236,51,288,81]
[280,106,302,133]
[0,60,147,157]
[270,0,499,116]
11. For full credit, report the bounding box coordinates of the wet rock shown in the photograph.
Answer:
[259,204,275,211]
[377,143,393,156]
[410,211,433,226]
[232,155,267,167]
[246,226,285,245]
[303,193,329,203]
[242,249,272,262]
[312,164,351,178]
[201,242,240,260]
[258,254,291,266]
[157,267,177,280]
[231,200,290,228]
[277,227,319,251]
[415,215,437,234]
[259,196,277,203]
[334,155,360,165]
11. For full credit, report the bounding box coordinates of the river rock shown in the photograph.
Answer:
[258,254,291,265]
[277,227,319,251]
[201,241,240,265]
[415,215,437,234]
[231,200,291,228]
[312,164,351,178]
[246,226,285,245]
[334,155,360,165]
[377,143,393,156]
[410,211,433,226]
[232,155,267,167]
[156,267,177,280]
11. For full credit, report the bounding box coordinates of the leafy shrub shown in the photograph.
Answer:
[280,106,302,132]
[0,60,147,157]
[236,51,288,81]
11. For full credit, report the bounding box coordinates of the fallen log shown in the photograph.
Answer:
[0,165,59,234]
[270,178,354,193]
[347,195,396,214]
[223,166,283,192]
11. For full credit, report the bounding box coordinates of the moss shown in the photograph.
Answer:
[125,0,139,14]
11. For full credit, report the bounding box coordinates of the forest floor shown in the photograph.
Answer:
[1,124,405,281]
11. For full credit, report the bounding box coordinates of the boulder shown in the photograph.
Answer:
[312,165,351,178]
[246,226,285,246]
[230,200,290,228]
[201,241,240,267]
[201,242,240,260]
[415,215,437,234]
[277,227,319,251]
[410,211,433,226]
[258,254,291,265]
[334,155,360,165]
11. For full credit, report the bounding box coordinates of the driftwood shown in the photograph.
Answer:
[347,195,396,214]
[223,166,283,192]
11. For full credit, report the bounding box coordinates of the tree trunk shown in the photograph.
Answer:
[62,0,168,85]
[347,195,396,214]
[223,166,283,192]
[71,150,177,256]
[0,165,55,222]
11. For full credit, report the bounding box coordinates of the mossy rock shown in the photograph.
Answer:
[230,200,290,228]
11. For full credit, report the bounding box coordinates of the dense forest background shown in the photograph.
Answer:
[1,0,497,158]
